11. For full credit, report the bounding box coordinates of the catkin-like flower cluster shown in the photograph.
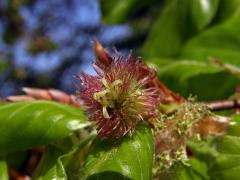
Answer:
[77,40,161,140]
[153,101,210,175]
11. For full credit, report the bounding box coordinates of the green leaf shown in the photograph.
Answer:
[209,154,240,180]
[190,0,219,30]
[228,115,240,136]
[208,136,240,180]
[142,0,190,58]
[214,0,240,23]
[187,137,218,165]
[176,158,209,180]
[0,161,9,180]
[140,0,240,101]
[33,146,67,180]
[203,115,240,180]
[186,130,240,180]
[141,0,219,58]
[141,0,240,62]
[0,101,90,155]
[152,60,240,100]
[158,158,209,180]
[34,135,95,180]
[181,9,240,66]
[82,124,154,180]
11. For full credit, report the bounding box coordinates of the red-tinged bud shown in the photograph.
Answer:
[93,39,113,70]
[77,42,162,140]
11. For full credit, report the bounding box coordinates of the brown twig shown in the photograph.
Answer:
[209,56,240,79]
[206,99,240,111]
[4,87,83,107]
[3,86,240,113]
[4,86,240,112]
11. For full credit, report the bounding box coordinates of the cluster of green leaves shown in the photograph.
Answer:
[141,0,240,179]
[0,101,153,179]
[0,101,88,179]
[142,0,240,101]
[102,0,240,101]
[179,115,240,180]
[100,0,240,179]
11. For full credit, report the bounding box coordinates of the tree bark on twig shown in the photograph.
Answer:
[4,87,83,107]
[206,99,240,111]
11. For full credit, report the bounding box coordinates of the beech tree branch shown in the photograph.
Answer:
[206,99,240,111]
[3,87,240,113]
[3,87,83,107]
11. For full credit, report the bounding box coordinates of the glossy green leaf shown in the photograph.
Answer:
[34,135,95,180]
[165,158,209,180]
[142,0,190,58]
[151,60,240,100]
[187,130,240,180]
[0,161,9,180]
[187,137,218,165]
[181,9,240,66]
[214,0,240,23]
[181,158,209,180]
[228,115,240,136]
[209,154,240,180]
[190,0,219,30]
[141,0,240,101]
[33,146,67,180]
[141,0,219,58]
[0,101,90,155]
[208,136,240,179]
[195,115,240,180]
[216,135,240,154]
[82,124,154,180]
